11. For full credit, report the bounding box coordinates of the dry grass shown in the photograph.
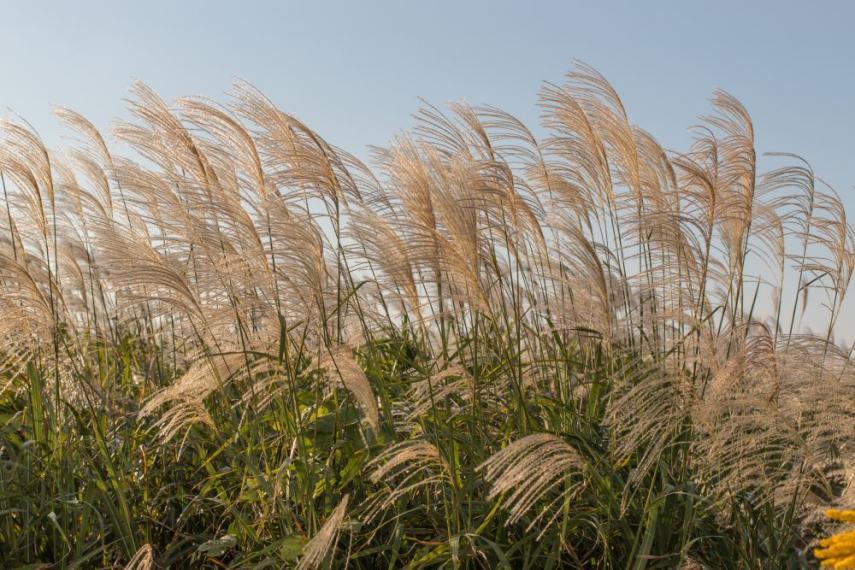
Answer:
[0,63,853,567]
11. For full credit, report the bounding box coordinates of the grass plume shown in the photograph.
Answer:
[0,63,853,567]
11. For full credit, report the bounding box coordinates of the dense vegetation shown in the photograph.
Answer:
[0,65,853,568]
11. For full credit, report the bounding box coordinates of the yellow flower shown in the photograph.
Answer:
[827,510,855,524]
[815,509,855,569]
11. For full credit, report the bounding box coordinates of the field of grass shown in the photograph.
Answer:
[0,64,853,568]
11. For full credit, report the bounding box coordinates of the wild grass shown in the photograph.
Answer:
[0,63,853,568]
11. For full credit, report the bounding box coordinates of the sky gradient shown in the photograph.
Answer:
[2,0,853,337]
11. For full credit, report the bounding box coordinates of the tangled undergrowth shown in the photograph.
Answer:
[0,64,853,568]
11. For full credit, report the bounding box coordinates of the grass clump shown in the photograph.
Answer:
[0,64,853,568]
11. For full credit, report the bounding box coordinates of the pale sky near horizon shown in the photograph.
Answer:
[1,0,854,339]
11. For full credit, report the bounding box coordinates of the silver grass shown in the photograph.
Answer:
[125,544,154,570]
[363,439,450,522]
[297,494,349,570]
[478,433,583,530]
[316,346,381,432]
[0,62,852,561]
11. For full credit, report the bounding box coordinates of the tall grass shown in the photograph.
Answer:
[0,64,853,568]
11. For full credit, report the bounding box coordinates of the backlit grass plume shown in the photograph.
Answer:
[0,63,852,568]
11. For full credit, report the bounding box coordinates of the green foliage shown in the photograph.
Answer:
[0,330,832,568]
[0,64,852,568]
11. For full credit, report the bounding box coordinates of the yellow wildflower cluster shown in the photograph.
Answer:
[816,509,855,569]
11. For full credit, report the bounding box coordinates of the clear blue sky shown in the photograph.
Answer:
[2,0,853,336]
